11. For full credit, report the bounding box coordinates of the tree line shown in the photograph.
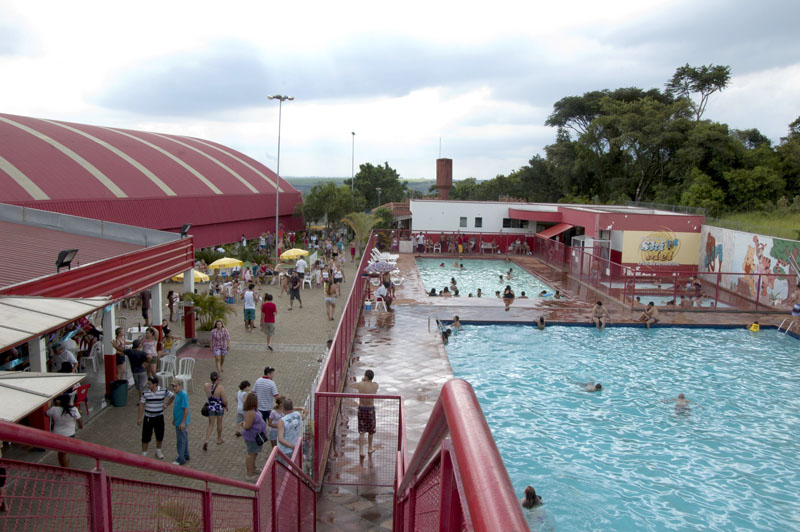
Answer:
[443,64,800,216]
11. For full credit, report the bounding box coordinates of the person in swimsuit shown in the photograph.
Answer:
[324,278,337,321]
[111,327,129,380]
[592,301,609,330]
[639,302,660,329]
[141,327,159,378]
[351,369,379,460]
[202,372,228,451]
[502,285,515,312]
[520,486,542,508]
[536,316,546,330]
[663,393,700,414]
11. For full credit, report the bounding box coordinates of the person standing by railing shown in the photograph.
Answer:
[350,370,379,460]
[276,398,303,458]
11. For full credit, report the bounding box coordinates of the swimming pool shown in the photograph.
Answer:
[445,325,800,531]
[416,258,551,297]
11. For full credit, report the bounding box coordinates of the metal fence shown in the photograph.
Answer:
[0,421,314,532]
[374,229,536,256]
[315,393,403,488]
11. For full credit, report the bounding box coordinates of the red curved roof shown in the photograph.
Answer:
[0,113,303,247]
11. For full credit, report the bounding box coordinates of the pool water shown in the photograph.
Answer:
[445,325,800,531]
[639,295,732,308]
[416,258,551,298]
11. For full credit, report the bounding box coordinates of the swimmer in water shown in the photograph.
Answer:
[663,393,701,413]
[520,486,542,508]
[536,316,546,330]
[582,381,602,392]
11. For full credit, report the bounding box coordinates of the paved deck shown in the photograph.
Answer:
[9,252,791,531]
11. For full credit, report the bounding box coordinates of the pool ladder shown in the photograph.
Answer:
[427,313,439,334]
[777,319,797,335]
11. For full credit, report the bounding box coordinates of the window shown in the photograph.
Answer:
[474,217,483,228]
[502,218,529,229]
[459,217,467,227]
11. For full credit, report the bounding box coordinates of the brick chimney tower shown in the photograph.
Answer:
[436,158,452,200]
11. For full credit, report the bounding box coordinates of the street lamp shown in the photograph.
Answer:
[351,132,355,191]
[376,187,382,209]
[268,94,294,262]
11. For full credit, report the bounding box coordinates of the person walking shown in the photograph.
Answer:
[243,283,259,333]
[171,380,190,465]
[202,372,228,451]
[268,395,286,448]
[324,278,337,321]
[260,293,277,351]
[234,380,251,437]
[46,394,83,467]
[277,398,303,458]
[124,339,149,404]
[210,320,230,374]
[288,272,302,310]
[137,376,173,459]
[253,366,279,422]
[242,393,267,481]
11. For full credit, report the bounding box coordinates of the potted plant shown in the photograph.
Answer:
[183,293,235,346]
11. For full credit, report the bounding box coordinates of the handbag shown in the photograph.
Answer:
[201,403,210,417]
[254,431,268,446]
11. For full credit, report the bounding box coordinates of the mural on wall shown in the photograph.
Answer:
[700,226,800,307]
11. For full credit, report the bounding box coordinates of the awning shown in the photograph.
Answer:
[0,296,110,352]
[536,223,574,239]
[0,372,85,422]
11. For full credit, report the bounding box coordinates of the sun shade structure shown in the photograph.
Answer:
[0,372,85,422]
[536,223,575,239]
[208,257,243,269]
[171,271,210,282]
[0,113,304,247]
[280,248,310,260]
[0,296,110,352]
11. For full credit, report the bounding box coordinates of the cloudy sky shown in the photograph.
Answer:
[1,0,798,182]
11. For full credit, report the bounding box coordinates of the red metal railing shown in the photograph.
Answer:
[394,379,529,532]
[567,245,797,312]
[313,233,376,482]
[374,229,536,256]
[0,420,314,531]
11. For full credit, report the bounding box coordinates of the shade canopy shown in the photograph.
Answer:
[0,296,110,352]
[280,248,309,260]
[536,223,574,239]
[0,372,85,422]
[171,271,210,282]
[208,257,243,269]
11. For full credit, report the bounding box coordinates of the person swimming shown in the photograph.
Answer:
[581,381,602,392]
[663,393,700,413]
[536,316,546,330]
[429,288,438,296]
[747,321,760,332]
[520,485,542,508]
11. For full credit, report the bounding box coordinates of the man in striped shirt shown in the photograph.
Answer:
[253,366,279,422]
[137,376,174,459]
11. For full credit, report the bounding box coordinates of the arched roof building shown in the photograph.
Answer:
[0,112,302,247]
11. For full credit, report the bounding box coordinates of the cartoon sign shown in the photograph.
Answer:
[622,230,701,266]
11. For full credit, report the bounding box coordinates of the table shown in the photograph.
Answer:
[127,326,148,340]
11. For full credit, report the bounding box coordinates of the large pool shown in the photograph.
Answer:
[416,258,551,297]
[445,325,800,531]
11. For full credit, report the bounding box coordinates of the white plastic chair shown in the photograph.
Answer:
[174,357,195,392]
[156,355,177,388]
[370,278,381,287]
[374,297,388,312]
[80,341,101,372]
[176,301,185,324]
[433,243,442,253]
[371,249,399,261]
[391,276,404,286]
[303,277,312,289]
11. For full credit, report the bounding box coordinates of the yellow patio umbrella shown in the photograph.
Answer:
[171,271,210,282]
[208,257,243,269]
[280,248,310,260]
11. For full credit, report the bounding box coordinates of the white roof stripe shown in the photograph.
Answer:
[151,133,259,194]
[189,137,283,193]
[0,154,50,200]
[104,128,222,195]
[0,116,127,198]
[42,120,177,197]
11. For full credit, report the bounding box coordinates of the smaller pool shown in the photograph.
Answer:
[416,258,551,297]
[636,295,732,308]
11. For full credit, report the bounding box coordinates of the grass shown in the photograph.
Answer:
[710,212,800,240]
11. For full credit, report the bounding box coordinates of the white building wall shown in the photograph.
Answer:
[410,200,558,234]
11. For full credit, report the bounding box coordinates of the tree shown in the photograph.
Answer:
[681,168,725,216]
[303,182,364,227]
[665,63,731,121]
[723,166,785,212]
[341,212,380,258]
[373,206,394,229]
[344,162,408,208]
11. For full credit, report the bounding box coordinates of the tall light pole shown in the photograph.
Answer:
[376,187,382,209]
[351,131,355,191]
[268,94,293,263]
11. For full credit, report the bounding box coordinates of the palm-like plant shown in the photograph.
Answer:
[341,212,379,259]
[183,292,235,331]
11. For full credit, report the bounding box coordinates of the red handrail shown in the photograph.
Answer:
[396,379,528,532]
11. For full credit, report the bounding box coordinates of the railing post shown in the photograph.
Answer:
[439,446,459,532]
[88,462,110,532]
[253,495,261,532]
[202,481,213,532]
[271,458,278,530]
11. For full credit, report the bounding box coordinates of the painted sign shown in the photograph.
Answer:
[621,230,701,266]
